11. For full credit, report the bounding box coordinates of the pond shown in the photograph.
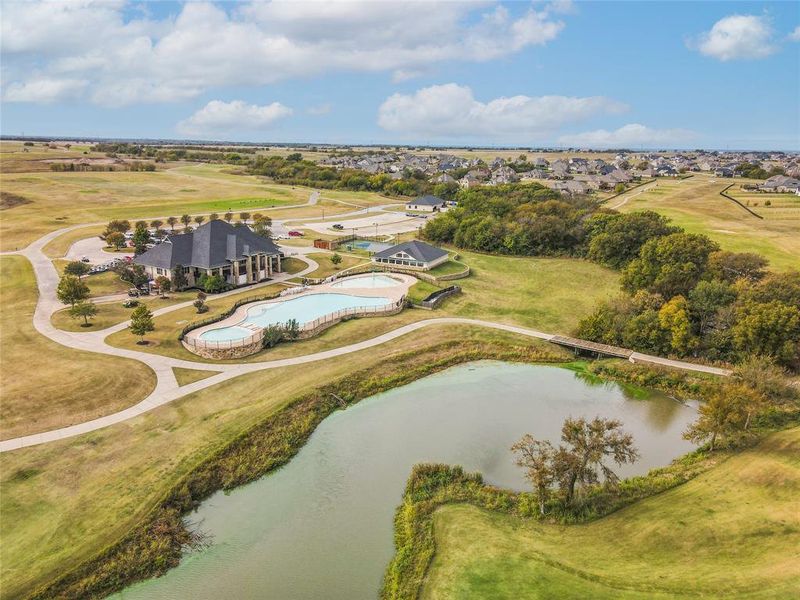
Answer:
[112,362,697,600]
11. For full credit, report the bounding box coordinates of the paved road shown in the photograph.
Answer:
[0,224,731,453]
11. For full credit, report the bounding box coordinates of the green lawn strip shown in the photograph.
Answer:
[21,340,565,600]
[304,252,367,279]
[172,368,221,387]
[383,424,800,600]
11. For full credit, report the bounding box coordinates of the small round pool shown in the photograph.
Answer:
[331,274,401,289]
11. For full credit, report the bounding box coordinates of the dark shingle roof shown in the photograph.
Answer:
[134,220,279,270]
[409,194,445,206]
[373,240,448,263]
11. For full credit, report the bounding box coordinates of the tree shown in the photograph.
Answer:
[209,213,219,221]
[621,233,719,298]
[115,264,149,288]
[150,219,163,230]
[64,260,91,278]
[224,211,233,223]
[56,274,90,307]
[658,295,697,355]
[132,223,151,255]
[106,231,125,250]
[554,417,639,505]
[252,214,272,238]
[155,275,171,297]
[688,279,736,336]
[587,211,675,269]
[613,183,626,194]
[239,212,251,223]
[511,435,556,515]
[684,385,747,451]
[198,274,225,293]
[194,215,206,226]
[69,300,98,327]
[180,214,192,228]
[129,304,154,343]
[731,300,800,367]
[193,297,207,313]
[330,252,343,266]
[103,219,130,238]
[167,216,178,231]
[172,265,188,291]
[707,251,768,284]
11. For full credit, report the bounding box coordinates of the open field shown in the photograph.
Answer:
[0,325,557,599]
[726,186,800,222]
[304,251,368,278]
[423,427,800,599]
[0,158,392,251]
[0,256,156,440]
[52,259,130,298]
[613,175,799,271]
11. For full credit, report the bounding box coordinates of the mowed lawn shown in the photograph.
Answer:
[615,175,799,271]
[0,256,156,440]
[424,427,800,600]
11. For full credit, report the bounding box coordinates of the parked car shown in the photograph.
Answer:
[80,256,90,263]
[332,224,344,230]
[128,288,141,297]
[288,230,304,237]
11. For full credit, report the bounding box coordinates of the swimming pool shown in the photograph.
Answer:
[199,293,393,342]
[350,241,392,252]
[330,274,401,289]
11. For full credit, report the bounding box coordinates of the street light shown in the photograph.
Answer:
[374,222,378,238]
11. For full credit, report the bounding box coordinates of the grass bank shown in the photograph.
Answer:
[20,340,565,599]
[383,425,800,600]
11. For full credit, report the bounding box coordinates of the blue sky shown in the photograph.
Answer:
[1,1,798,150]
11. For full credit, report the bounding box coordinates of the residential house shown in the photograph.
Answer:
[759,175,800,194]
[405,194,446,212]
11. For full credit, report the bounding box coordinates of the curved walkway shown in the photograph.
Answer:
[0,225,731,453]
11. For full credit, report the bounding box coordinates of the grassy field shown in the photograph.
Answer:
[423,427,800,599]
[0,325,556,599]
[0,256,156,440]
[0,157,391,251]
[613,175,799,271]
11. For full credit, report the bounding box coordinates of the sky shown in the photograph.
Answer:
[1,0,798,150]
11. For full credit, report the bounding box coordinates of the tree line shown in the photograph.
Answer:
[421,184,799,370]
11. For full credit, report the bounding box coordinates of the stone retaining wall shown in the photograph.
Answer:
[181,337,263,360]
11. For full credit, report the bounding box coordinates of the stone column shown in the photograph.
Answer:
[276,254,282,273]
[246,255,253,283]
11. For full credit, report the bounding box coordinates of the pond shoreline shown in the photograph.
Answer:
[28,340,566,599]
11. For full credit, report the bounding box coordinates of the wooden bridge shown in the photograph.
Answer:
[550,336,634,359]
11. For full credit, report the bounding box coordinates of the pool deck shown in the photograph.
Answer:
[185,273,417,344]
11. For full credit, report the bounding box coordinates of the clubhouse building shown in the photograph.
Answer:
[371,240,448,271]
[134,220,283,287]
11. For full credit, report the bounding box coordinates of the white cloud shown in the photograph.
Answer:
[693,15,777,61]
[3,77,87,103]
[1,1,568,106]
[377,83,627,140]
[176,100,293,137]
[789,26,800,42]
[307,103,332,116]
[558,124,696,148]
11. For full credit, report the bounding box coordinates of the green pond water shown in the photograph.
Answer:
[113,362,697,600]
